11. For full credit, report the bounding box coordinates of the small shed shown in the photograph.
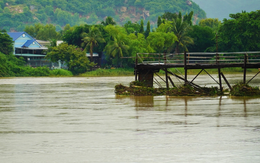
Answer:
[86,53,101,68]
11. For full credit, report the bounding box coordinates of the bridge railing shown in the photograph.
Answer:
[136,51,260,66]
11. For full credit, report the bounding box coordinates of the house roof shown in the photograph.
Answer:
[86,53,99,57]
[7,32,27,41]
[22,40,34,47]
[7,32,44,48]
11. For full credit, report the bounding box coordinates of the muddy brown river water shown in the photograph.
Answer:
[0,75,260,162]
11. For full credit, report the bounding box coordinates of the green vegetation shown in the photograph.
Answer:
[1,9,260,79]
[0,0,206,32]
[50,69,73,77]
[0,52,72,77]
[115,83,221,96]
[45,43,95,75]
[81,26,105,62]
[230,83,260,96]
[79,68,134,77]
[116,81,260,97]
[217,11,260,52]
[0,32,13,55]
[24,23,62,41]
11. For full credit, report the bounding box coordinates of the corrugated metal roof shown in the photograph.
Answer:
[22,40,34,47]
[7,32,25,41]
[86,53,99,57]
[7,32,45,49]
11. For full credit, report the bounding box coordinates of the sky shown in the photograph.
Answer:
[192,0,260,21]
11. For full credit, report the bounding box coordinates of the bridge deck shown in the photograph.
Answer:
[136,62,260,69]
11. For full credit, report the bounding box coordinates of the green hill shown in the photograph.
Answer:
[192,0,259,21]
[0,0,206,31]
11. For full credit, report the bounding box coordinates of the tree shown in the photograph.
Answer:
[24,23,60,41]
[183,11,193,26]
[144,21,150,38]
[63,24,89,47]
[199,18,221,33]
[101,16,116,26]
[161,12,178,21]
[36,24,59,40]
[24,23,43,38]
[124,21,140,34]
[217,10,260,52]
[46,43,95,74]
[171,12,194,53]
[134,0,143,7]
[187,25,215,52]
[139,19,144,33]
[147,32,177,53]
[0,32,13,55]
[128,33,154,57]
[157,16,162,27]
[81,26,105,62]
[103,25,130,67]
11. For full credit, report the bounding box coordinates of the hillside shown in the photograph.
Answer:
[192,0,259,21]
[0,0,206,31]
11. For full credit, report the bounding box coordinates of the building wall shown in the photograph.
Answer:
[14,33,41,48]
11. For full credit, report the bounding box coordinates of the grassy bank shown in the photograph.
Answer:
[78,67,259,77]
[79,68,134,77]
[1,66,258,78]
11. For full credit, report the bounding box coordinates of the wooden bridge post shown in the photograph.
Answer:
[218,68,222,92]
[184,51,188,84]
[165,68,169,89]
[164,53,169,89]
[216,52,223,92]
[243,53,247,84]
[135,53,138,81]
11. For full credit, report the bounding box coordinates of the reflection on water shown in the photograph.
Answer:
[1,76,260,163]
[116,95,259,126]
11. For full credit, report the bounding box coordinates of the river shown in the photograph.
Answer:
[0,75,260,163]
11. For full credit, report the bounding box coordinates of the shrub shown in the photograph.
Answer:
[50,69,73,76]
[230,83,260,96]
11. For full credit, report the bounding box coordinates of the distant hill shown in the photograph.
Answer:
[0,0,206,31]
[192,0,259,21]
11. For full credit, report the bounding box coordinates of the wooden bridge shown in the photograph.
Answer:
[134,51,260,91]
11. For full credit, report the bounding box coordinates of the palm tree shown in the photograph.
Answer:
[103,25,129,67]
[81,26,105,62]
[171,12,194,53]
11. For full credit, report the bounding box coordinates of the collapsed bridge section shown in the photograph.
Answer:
[134,51,260,91]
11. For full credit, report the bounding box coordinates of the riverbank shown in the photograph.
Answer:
[80,67,259,77]
[1,67,259,77]
[79,68,134,77]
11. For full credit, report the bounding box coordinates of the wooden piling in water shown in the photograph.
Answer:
[243,53,247,84]
[184,51,188,85]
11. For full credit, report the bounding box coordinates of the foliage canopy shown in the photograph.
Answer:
[0,0,206,31]
[46,43,95,74]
